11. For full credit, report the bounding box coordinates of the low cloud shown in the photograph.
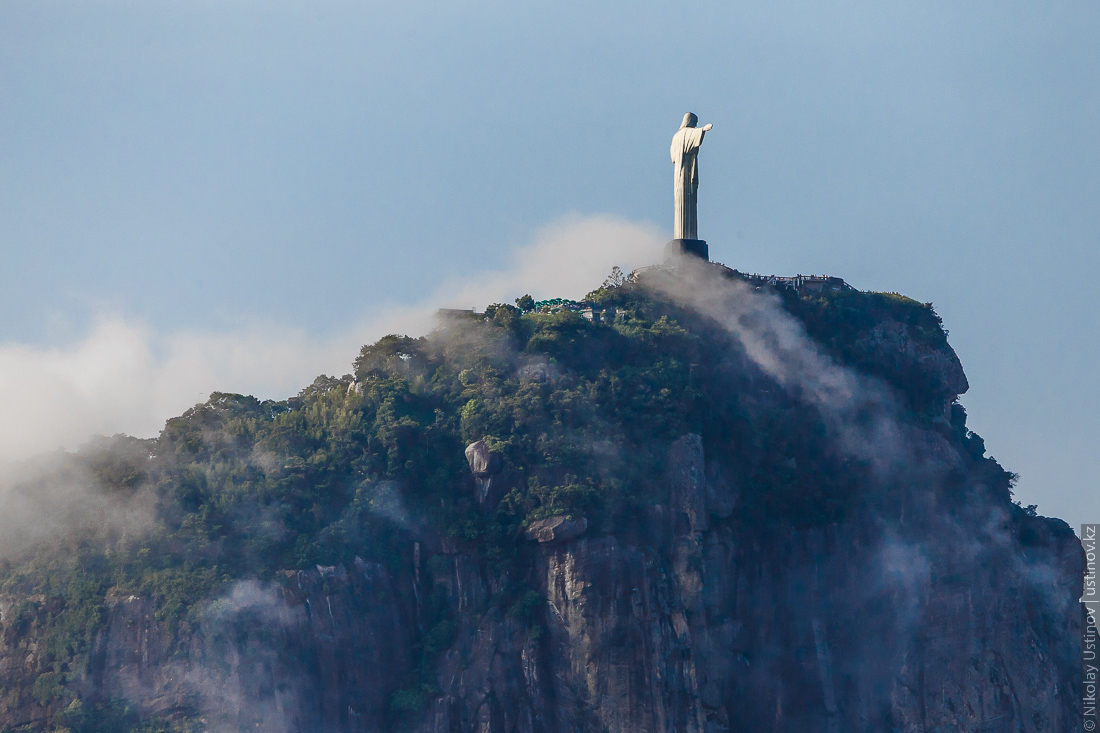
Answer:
[0,448,155,559]
[645,260,915,474]
[0,213,664,468]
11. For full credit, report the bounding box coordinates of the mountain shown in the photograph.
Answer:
[0,259,1081,732]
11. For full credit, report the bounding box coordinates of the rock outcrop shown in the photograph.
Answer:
[525,516,588,544]
[466,440,503,506]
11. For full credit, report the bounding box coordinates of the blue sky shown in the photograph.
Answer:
[1,1,1098,529]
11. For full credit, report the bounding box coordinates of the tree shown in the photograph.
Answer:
[602,266,627,289]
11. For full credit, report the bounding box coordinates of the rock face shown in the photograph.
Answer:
[409,436,1080,733]
[0,564,414,732]
[0,433,1080,732]
[857,319,970,404]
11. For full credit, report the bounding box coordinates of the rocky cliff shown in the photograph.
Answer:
[0,263,1082,732]
[415,434,1080,732]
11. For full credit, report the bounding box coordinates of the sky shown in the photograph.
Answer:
[1,1,1097,531]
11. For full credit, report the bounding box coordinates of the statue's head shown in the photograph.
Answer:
[680,112,698,129]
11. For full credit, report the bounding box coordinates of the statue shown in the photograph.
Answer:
[670,112,713,241]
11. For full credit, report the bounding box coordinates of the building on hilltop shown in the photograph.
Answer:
[738,273,853,293]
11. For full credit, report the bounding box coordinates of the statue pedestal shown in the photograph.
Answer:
[666,239,709,262]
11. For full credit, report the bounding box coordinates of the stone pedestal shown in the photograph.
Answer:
[665,238,709,262]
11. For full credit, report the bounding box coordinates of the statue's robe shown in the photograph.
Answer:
[671,126,707,240]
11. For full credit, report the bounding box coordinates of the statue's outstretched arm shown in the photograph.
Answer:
[702,124,713,132]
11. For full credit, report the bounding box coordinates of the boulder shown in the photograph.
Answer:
[525,515,588,544]
[518,359,557,383]
[464,441,502,477]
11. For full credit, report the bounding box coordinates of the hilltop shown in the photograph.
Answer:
[0,261,1079,732]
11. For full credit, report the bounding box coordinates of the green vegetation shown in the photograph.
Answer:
[48,698,197,733]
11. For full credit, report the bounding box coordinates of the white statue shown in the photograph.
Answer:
[670,112,713,240]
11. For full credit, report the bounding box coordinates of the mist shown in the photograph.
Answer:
[645,260,929,477]
[0,214,662,469]
[639,259,1076,688]
[0,442,155,561]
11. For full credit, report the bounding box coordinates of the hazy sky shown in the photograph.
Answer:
[1,1,1097,530]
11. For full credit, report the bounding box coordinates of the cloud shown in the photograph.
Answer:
[0,317,367,466]
[437,213,665,307]
[0,214,664,467]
